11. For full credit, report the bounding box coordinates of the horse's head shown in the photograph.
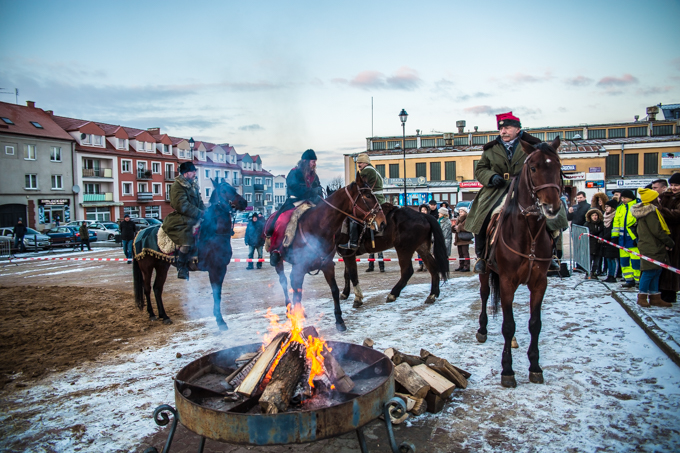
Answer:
[211,178,248,211]
[351,174,387,231]
[520,137,563,218]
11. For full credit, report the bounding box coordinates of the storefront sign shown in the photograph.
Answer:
[661,153,680,169]
[563,172,586,181]
[459,181,483,188]
[39,199,70,206]
[384,177,428,187]
[589,167,601,173]
[561,165,576,171]
[616,179,655,188]
[586,180,605,189]
[586,172,605,180]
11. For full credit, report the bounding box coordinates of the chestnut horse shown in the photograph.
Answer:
[274,175,387,331]
[476,137,563,388]
[133,179,247,330]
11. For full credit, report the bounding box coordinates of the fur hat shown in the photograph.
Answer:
[438,207,449,216]
[178,161,197,174]
[301,149,317,160]
[356,153,370,164]
[620,189,636,200]
[496,111,521,130]
[638,188,659,204]
[586,208,602,222]
[669,173,680,185]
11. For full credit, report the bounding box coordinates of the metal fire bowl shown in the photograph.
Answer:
[174,341,395,445]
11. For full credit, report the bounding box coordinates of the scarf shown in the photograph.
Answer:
[643,203,671,235]
[603,210,615,228]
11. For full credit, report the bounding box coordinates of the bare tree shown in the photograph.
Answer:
[329,176,344,191]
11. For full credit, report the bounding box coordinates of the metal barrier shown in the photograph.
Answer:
[570,224,591,273]
[0,240,11,258]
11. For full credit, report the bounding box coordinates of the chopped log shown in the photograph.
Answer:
[363,338,374,349]
[420,349,469,388]
[227,351,262,387]
[394,392,416,411]
[412,364,456,399]
[322,349,355,393]
[411,397,428,416]
[259,341,307,414]
[425,391,445,413]
[420,348,471,378]
[384,348,425,367]
[235,332,287,397]
[235,352,259,364]
[451,364,472,380]
[393,363,430,399]
[302,326,319,339]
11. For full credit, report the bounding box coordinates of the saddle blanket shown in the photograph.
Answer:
[268,201,315,253]
[134,225,174,262]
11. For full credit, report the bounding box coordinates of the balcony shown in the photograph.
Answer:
[137,192,154,202]
[254,183,265,192]
[82,168,113,178]
[137,169,153,180]
[165,170,176,181]
[83,193,113,202]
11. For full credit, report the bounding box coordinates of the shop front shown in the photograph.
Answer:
[38,198,71,227]
[459,181,483,201]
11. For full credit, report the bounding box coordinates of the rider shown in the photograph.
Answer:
[161,161,205,280]
[466,111,565,274]
[266,149,323,265]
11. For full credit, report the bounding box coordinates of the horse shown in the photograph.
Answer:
[273,175,387,331]
[336,206,450,307]
[132,179,247,330]
[476,137,563,388]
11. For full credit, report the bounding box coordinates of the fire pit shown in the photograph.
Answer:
[143,341,415,453]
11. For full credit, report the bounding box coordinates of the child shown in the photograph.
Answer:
[631,188,675,307]
[584,209,604,279]
[600,200,620,282]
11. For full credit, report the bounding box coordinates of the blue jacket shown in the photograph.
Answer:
[245,218,265,247]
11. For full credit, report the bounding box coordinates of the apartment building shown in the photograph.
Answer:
[238,154,274,216]
[273,175,287,209]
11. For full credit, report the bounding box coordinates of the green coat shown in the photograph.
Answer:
[358,164,385,204]
[631,203,675,271]
[162,175,205,246]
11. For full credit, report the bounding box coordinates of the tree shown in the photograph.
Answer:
[329,176,344,191]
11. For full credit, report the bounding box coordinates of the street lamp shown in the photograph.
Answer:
[399,109,408,206]
[189,137,195,152]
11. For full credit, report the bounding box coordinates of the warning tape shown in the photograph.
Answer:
[579,232,680,275]
[5,256,473,264]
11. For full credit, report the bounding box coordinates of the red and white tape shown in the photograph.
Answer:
[579,232,680,275]
[6,256,473,264]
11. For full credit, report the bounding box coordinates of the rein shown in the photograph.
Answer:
[321,185,383,225]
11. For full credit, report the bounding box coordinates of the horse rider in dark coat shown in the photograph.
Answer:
[465,112,567,274]
[161,161,206,280]
[266,149,323,265]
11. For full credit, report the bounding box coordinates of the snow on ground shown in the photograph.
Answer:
[1,274,679,452]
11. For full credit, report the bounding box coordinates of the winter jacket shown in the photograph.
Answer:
[658,190,680,291]
[612,200,637,248]
[13,222,27,238]
[589,192,609,213]
[245,218,265,248]
[584,209,605,256]
[466,131,542,234]
[631,203,675,271]
[600,210,619,259]
[162,175,206,246]
[438,216,452,256]
[119,219,136,241]
[567,200,591,226]
[454,213,474,246]
[79,224,90,242]
[357,164,385,204]
[286,166,321,201]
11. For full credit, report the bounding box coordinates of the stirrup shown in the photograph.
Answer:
[474,259,487,274]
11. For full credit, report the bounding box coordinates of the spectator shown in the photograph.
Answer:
[454,206,472,272]
[631,188,674,307]
[428,200,438,218]
[652,178,668,194]
[245,213,265,270]
[440,201,452,219]
[417,204,430,271]
[658,172,680,303]
[612,189,639,288]
[589,192,609,213]
[119,214,136,264]
[79,223,92,251]
[601,200,620,283]
[55,216,60,227]
[567,191,590,226]
[610,189,622,206]
[584,209,604,279]
[13,217,27,253]
[438,207,452,256]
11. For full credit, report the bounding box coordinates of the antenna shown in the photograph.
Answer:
[0,87,19,104]
[371,97,373,137]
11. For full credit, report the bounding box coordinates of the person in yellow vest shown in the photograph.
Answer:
[612,189,640,287]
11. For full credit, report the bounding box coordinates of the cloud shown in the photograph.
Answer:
[596,74,639,88]
[385,66,422,90]
[335,66,423,91]
[238,124,265,131]
[637,86,674,96]
[456,92,491,101]
[350,71,385,89]
[491,72,554,86]
[564,76,593,87]
[463,105,511,115]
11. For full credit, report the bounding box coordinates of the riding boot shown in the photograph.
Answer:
[345,221,359,250]
[473,231,488,274]
[270,251,280,267]
[176,248,191,280]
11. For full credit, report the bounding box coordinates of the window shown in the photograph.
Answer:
[199,151,206,160]
[213,169,219,178]
[166,184,172,200]
[51,175,63,190]
[628,126,647,138]
[85,183,101,194]
[1,117,14,124]
[471,136,487,145]
[138,183,148,193]
[124,206,140,217]
[121,160,132,173]
[266,193,272,201]
[387,141,400,150]
[50,146,62,162]
[225,171,230,180]
[546,132,561,140]
[421,139,435,148]
[529,132,545,141]
[405,140,417,149]
[25,174,38,189]
[244,177,251,186]
[138,140,145,150]
[5,145,14,155]
[86,207,111,222]
[255,193,262,202]
[445,162,456,181]
[605,155,620,177]
[372,141,386,151]
[30,121,43,129]
[453,137,468,146]
[473,160,480,173]
[118,138,126,149]
[436,138,445,147]
[255,177,262,184]
[608,128,625,139]
[430,162,441,181]
[488,135,498,142]
[564,130,581,139]
[153,183,161,195]
[643,153,658,175]
[94,135,102,145]
[265,178,272,186]
[588,129,606,139]
[145,206,160,219]
[163,144,170,154]
[624,154,638,176]
[375,164,385,178]
[653,125,673,136]
[389,164,400,178]
[205,188,211,197]
[245,193,252,202]
[152,162,161,173]
[25,144,36,160]
[82,134,92,144]
[205,169,210,178]
[415,163,426,178]
[123,182,133,195]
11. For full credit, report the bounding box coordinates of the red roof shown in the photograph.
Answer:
[0,102,74,141]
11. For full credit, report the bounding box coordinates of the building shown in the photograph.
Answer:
[193,142,243,204]
[0,101,75,229]
[239,154,274,215]
[345,104,680,205]
[273,175,287,209]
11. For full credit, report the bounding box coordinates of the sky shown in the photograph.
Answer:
[1,0,679,185]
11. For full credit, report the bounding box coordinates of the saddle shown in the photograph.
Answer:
[266,201,315,253]
[134,225,199,269]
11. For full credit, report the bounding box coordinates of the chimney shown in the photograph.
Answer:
[26,101,35,108]
[456,120,466,133]
[474,126,478,132]
[147,127,161,135]
[646,106,659,121]
[45,110,54,116]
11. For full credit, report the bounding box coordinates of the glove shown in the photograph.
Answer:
[490,174,505,188]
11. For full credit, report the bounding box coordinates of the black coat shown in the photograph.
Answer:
[601,223,620,259]
[13,222,27,238]
[584,220,604,256]
[245,219,265,247]
[119,220,136,241]
[567,200,590,226]
[286,167,321,201]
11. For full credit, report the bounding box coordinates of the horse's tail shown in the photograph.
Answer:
[423,214,450,282]
[489,270,501,316]
[133,258,144,311]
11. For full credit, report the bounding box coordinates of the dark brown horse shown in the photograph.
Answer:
[336,206,450,306]
[476,137,563,388]
[274,175,387,331]
[133,179,247,329]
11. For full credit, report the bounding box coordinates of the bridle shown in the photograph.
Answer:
[322,184,383,226]
[516,149,563,218]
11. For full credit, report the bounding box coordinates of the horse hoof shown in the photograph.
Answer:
[424,294,436,304]
[218,323,229,331]
[149,315,158,322]
[529,372,544,384]
[340,293,349,301]
[353,299,363,308]
[336,322,347,332]
[163,318,173,325]
[476,332,487,343]
[501,375,517,388]
[386,294,397,303]
[511,337,519,349]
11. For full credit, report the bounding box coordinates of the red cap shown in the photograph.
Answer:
[496,111,521,130]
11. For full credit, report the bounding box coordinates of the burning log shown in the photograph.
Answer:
[393,363,430,398]
[259,341,307,414]
[235,332,287,397]
[322,349,354,393]
[226,351,262,388]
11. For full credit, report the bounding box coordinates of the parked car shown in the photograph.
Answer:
[128,217,156,232]
[454,200,473,217]
[66,220,117,241]
[0,227,52,250]
[100,222,120,232]
[45,226,97,246]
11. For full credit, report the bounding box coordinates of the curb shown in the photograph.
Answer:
[610,290,680,368]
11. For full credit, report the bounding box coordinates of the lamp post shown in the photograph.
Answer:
[189,137,195,153]
[399,109,408,206]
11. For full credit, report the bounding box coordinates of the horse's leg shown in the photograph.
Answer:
[289,265,305,306]
[527,273,548,383]
[340,259,351,300]
[143,265,157,321]
[418,245,439,304]
[499,279,518,388]
[344,255,363,308]
[386,247,416,302]
[321,262,347,332]
[209,265,228,330]
[275,260,291,308]
[477,273,490,343]
[154,262,172,324]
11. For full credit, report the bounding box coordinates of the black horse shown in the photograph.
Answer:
[133,179,247,330]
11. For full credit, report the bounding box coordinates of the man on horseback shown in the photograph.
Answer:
[466,112,565,274]
[161,161,205,280]
[266,149,323,265]
[344,153,385,250]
